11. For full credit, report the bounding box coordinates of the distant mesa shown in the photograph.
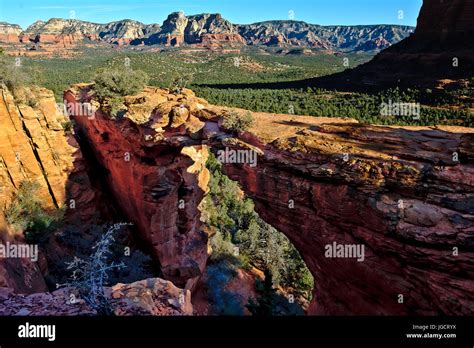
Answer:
[0,22,22,43]
[0,12,414,54]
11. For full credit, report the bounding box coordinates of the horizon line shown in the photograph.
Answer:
[1,14,418,31]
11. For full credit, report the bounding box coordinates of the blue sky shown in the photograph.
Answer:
[0,0,422,29]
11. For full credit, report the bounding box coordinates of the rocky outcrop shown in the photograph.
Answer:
[200,34,245,48]
[100,20,161,45]
[221,123,474,315]
[0,22,21,43]
[0,85,99,294]
[238,22,412,51]
[0,86,98,223]
[21,18,160,46]
[65,84,474,315]
[0,277,193,316]
[159,12,189,46]
[65,85,211,290]
[415,0,474,42]
[315,0,474,88]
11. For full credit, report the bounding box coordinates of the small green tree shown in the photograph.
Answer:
[0,58,31,101]
[222,111,254,132]
[5,181,61,242]
[93,68,149,118]
[169,73,194,95]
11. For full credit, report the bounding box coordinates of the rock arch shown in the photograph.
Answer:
[66,85,474,315]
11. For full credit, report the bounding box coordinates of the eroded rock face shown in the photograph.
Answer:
[315,0,474,87]
[65,85,474,315]
[65,86,211,290]
[0,277,192,316]
[0,22,22,43]
[0,14,413,53]
[23,18,160,45]
[0,86,99,294]
[221,123,474,315]
[0,86,98,224]
[415,0,474,42]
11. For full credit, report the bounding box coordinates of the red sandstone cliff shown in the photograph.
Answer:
[2,82,472,315]
[0,85,197,316]
[65,84,474,315]
[315,0,474,88]
[222,122,474,315]
[415,0,474,41]
[65,85,211,290]
[0,85,99,293]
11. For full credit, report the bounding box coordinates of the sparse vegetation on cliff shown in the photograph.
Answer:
[0,58,31,102]
[202,153,314,314]
[222,110,254,132]
[59,224,127,315]
[5,181,62,243]
[169,73,194,94]
[92,67,149,118]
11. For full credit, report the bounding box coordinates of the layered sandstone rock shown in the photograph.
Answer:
[200,34,246,48]
[0,277,192,316]
[0,85,98,294]
[221,122,474,315]
[0,14,413,53]
[65,85,211,290]
[0,86,98,222]
[0,22,21,43]
[65,85,474,315]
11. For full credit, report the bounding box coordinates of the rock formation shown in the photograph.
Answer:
[0,14,413,52]
[315,0,474,88]
[0,0,472,316]
[238,22,412,51]
[0,277,192,316]
[0,85,99,294]
[414,0,474,42]
[0,86,98,224]
[24,18,144,44]
[64,84,474,315]
[222,123,474,315]
[0,22,21,43]
[64,85,211,290]
[0,85,193,317]
[1,80,473,315]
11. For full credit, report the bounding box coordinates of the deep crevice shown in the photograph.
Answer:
[19,117,59,208]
